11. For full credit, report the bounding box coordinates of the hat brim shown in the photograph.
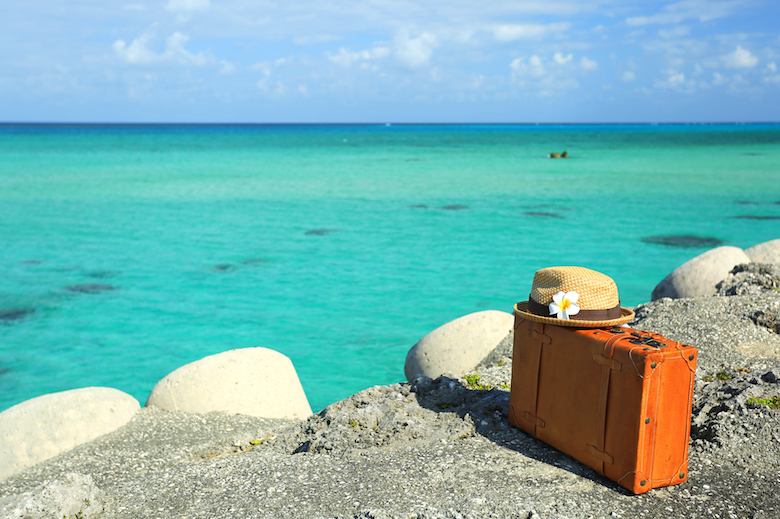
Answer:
[514,301,635,328]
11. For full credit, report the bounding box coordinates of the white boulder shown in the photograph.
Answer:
[745,238,780,265]
[0,387,140,482]
[651,246,751,300]
[145,348,312,420]
[405,310,514,380]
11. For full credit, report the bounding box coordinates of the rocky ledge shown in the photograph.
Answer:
[1,265,780,519]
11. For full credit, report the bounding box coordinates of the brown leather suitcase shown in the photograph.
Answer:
[508,311,697,494]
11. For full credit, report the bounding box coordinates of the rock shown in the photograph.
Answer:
[145,347,312,420]
[404,310,514,380]
[745,238,780,265]
[651,246,750,300]
[0,473,104,519]
[268,375,510,456]
[0,387,140,481]
[690,368,780,451]
[549,152,561,158]
[715,263,780,296]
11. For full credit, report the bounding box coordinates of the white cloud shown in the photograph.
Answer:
[654,68,695,92]
[492,23,570,42]
[580,56,598,70]
[328,46,391,68]
[721,46,758,69]
[554,52,573,64]
[511,55,546,79]
[622,71,636,81]
[394,31,437,68]
[113,32,219,67]
[764,62,780,84]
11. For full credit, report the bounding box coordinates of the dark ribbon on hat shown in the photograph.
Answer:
[527,297,622,321]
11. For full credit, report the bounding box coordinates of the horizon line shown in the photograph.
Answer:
[2,121,780,127]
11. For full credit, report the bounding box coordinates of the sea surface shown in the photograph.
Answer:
[1,123,779,413]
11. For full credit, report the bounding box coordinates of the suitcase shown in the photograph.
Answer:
[508,309,697,494]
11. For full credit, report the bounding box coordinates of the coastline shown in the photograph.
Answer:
[2,296,780,517]
[1,247,780,518]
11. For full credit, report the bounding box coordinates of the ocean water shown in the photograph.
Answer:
[1,123,779,413]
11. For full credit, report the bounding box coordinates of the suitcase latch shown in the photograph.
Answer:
[629,337,667,348]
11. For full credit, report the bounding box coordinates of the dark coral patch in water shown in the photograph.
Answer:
[641,235,724,248]
[305,229,338,236]
[0,308,35,322]
[242,259,269,265]
[409,204,428,209]
[523,211,564,218]
[732,215,780,220]
[212,264,237,272]
[735,201,761,205]
[65,284,118,293]
[439,205,469,211]
[86,270,117,279]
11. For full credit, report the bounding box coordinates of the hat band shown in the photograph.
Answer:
[527,297,622,321]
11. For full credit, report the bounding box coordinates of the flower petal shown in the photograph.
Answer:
[552,291,566,304]
[565,291,579,304]
[549,302,560,315]
[568,302,580,316]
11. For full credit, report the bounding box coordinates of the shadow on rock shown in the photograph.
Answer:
[265,375,621,492]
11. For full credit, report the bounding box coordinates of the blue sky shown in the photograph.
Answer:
[1,0,779,123]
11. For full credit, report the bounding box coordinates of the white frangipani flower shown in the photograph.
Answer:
[549,291,580,320]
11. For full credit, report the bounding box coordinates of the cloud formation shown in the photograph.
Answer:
[492,23,570,42]
[113,32,222,68]
[721,46,758,68]
[2,0,779,122]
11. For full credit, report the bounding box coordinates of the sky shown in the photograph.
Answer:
[1,0,779,123]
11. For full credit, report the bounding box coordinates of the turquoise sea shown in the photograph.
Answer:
[1,123,779,413]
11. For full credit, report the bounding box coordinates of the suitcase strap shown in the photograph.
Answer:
[588,334,627,474]
[522,322,550,435]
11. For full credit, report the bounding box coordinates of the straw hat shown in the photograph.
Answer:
[515,266,634,328]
